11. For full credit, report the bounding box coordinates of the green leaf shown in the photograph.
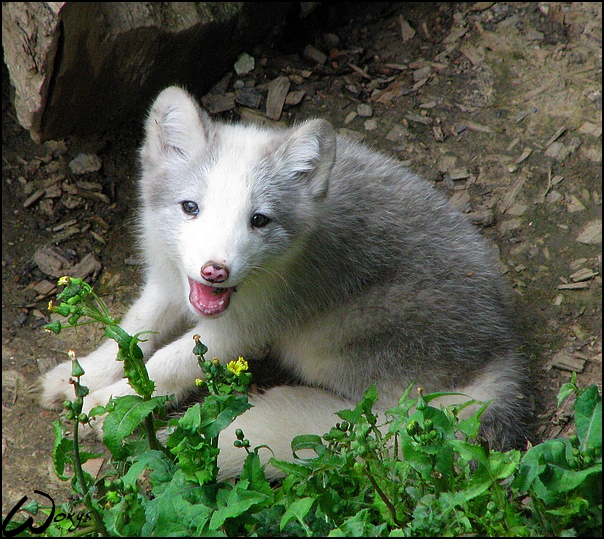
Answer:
[52,420,74,480]
[209,482,271,530]
[240,451,273,500]
[450,440,520,499]
[121,449,175,495]
[517,439,602,504]
[142,470,215,536]
[280,497,316,533]
[575,385,602,451]
[291,434,325,460]
[328,508,389,537]
[202,396,253,439]
[557,372,578,407]
[269,458,313,478]
[103,395,167,459]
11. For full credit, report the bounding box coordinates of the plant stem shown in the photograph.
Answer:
[144,412,173,461]
[72,415,110,537]
[364,463,401,527]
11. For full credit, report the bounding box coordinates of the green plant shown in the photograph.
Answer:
[3,277,601,537]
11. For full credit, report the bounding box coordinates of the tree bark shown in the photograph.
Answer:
[2,2,294,142]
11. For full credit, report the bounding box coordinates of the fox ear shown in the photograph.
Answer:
[141,86,212,167]
[277,119,336,198]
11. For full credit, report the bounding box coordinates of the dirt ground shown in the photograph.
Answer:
[2,2,602,520]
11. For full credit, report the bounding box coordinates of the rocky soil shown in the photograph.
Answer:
[2,1,601,520]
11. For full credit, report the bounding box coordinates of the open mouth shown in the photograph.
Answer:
[188,277,235,317]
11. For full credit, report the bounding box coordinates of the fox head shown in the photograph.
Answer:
[138,86,337,316]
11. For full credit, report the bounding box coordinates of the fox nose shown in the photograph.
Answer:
[201,261,229,284]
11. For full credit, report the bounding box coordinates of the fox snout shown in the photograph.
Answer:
[201,261,230,284]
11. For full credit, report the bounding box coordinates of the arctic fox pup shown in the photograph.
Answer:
[40,86,532,478]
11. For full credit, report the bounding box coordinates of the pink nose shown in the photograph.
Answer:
[201,261,229,283]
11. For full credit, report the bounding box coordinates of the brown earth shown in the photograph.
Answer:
[2,1,602,521]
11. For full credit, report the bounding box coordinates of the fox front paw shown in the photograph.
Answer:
[38,361,75,410]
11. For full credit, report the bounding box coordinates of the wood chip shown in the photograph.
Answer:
[449,168,470,180]
[432,125,445,142]
[78,190,111,204]
[442,26,469,44]
[33,246,72,277]
[201,93,236,114]
[545,126,567,147]
[23,189,45,208]
[405,113,432,125]
[67,253,102,280]
[266,76,290,121]
[515,147,533,164]
[466,121,492,133]
[467,210,494,226]
[570,268,599,282]
[399,15,416,42]
[578,121,602,137]
[557,282,590,290]
[347,62,372,80]
[412,66,432,82]
[460,43,485,66]
[499,176,527,213]
[52,219,77,232]
[33,280,57,296]
[549,351,587,372]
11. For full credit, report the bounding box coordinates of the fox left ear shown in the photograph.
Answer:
[276,119,336,198]
[141,86,213,169]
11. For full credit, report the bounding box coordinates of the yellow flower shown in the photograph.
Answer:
[226,356,248,376]
[195,378,205,387]
[58,276,70,286]
[68,349,77,360]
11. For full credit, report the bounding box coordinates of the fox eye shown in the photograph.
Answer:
[250,213,271,228]
[181,201,199,215]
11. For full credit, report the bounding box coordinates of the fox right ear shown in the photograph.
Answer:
[141,86,212,165]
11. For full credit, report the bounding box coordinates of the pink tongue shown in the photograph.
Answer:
[188,278,234,316]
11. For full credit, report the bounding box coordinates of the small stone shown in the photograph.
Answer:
[303,44,327,65]
[385,125,409,143]
[566,194,586,213]
[69,154,101,175]
[357,103,372,117]
[284,90,305,106]
[575,220,602,244]
[234,52,255,76]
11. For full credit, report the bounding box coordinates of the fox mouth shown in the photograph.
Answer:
[188,277,236,317]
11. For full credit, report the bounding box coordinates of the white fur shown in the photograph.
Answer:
[39,86,532,478]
